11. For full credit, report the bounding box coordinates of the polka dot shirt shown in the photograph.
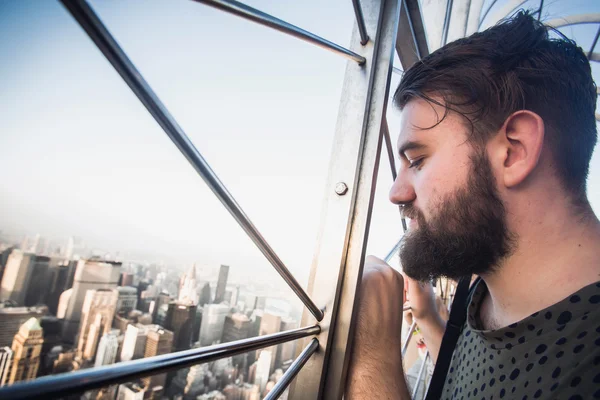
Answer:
[441,280,600,400]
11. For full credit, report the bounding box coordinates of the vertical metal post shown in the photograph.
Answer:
[412,351,430,398]
[289,0,402,398]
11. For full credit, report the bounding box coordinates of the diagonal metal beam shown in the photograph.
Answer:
[193,0,366,65]
[0,325,321,400]
[396,0,430,69]
[383,118,408,233]
[588,26,600,59]
[352,0,370,45]
[264,338,320,400]
[60,0,324,322]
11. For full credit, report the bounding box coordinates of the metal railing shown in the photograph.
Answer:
[0,325,320,400]
[0,0,437,397]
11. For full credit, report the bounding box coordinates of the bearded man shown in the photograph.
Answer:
[347,11,600,400]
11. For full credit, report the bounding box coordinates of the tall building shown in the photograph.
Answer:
[276,318,297,370]
[254,350,272,394]
[116,286,138,314]
[222,313,251,344]
[0,250,51,306]
[76,288,118,363]
[23,256,52,307]
[45,260,77,315]
[120,324,148,362]
[117,381,146,400]
[214,265,229,304]
[178,264,198,305]
[64,237,74,260]
[119,273,134,287]
[0,346,13,387]
[167,362,211,400]
[142,325,173,396]
[150,292,171,324]
[0,247,16,284]
[199,304,229,346]
[62,260,121,342]
[257,313,281,373]
[7,317,44,384]
[38,316,62,377]
[0,304,47,348]
[198,283,212,307]
[164,302,196,352]
[95,330,120,367]
[192,307,203,344]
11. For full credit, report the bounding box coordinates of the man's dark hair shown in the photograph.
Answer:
[394,11,597,200]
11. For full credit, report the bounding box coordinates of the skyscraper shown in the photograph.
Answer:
[76,288,118,363]
[198,283,212,307]
[0,346,13,387]
[120,324,148,362]
[222,313,251,343]
[38,316,62,377]
[167,362,210,400]
[257,313,281,373]
[276,318,297,369]
[22,256,51,307]
[142,325,173,396]
[178,264,198,305]
[45,260,77,315]
[254,350,272,394]
[116,286,138,315]
[199,304,229,346]
[164,302,196,352]
[7,317,44,385]
[0,304,47,348]
[0,250,50,306]
[62,260,121,342]
[214,265,229,304]
[95,330,120,367]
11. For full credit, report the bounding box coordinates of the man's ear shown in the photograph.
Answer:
[498,110,545,188]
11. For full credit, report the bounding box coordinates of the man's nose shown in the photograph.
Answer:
[389,170,416,205]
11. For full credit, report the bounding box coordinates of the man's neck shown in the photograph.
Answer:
[479,200,600,331]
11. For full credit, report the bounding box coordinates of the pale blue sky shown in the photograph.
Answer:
[1,0,599,287]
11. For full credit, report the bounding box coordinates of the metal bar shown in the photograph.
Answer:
[0,325,320,400]
[412,351,430,399]
[478,0,498,29]
[441,0,454,47]
[59,0,324,322]
[402,320,417,357]
[264,338,320,400]
[392,66,404,75]
[542,14,600,29]
[352,0,370,45]
[384,238,402,263]
[383,119,398,181]
[396,0,429,69]
[382,118,408,233]
[537,0,544,21]
[589,26,600,59]
[290,0,402,397]
[193,0,366,65]
[591,53,600,63]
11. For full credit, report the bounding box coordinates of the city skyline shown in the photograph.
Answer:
[0,243,302,399]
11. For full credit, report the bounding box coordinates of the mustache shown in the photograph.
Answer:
[400,204,422,220]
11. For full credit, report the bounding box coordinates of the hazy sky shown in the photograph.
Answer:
[1,0,599,288]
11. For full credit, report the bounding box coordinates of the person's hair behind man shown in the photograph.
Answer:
[394,11,597,203]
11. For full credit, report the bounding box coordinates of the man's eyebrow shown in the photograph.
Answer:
[397,141,426,156]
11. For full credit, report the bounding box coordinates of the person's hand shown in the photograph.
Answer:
[353,255,405,356]
[402,273,439,323]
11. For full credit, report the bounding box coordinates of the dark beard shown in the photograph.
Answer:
[399,150,515,282]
